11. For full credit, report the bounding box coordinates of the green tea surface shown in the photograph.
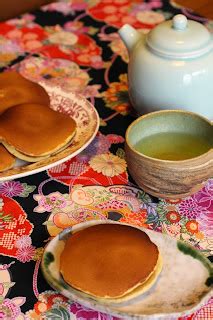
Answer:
[134,132,212,161]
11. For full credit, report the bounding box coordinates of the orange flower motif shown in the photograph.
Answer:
[34,301,49,314]
[195,231,204,240]
[47,293,68,305]
[102,74,132,115]
[166,211,181,223]
[186,220,199,234]
[31,293,69,317]
[120,209,148,228]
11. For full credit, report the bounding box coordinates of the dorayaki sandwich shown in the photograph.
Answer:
[0,72,77,171]
[0,70,50,114]
[0,103,76,162]
[60,224,162,305]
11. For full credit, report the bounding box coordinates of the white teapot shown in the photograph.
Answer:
[118,14,213,119]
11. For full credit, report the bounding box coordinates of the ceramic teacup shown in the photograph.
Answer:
[125,110,213,199]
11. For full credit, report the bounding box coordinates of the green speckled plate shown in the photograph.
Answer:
[41,220,213,319]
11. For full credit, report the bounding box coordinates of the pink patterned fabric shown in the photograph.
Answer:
[0,1,212,319]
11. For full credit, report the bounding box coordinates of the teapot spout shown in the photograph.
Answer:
[118,24,141,54]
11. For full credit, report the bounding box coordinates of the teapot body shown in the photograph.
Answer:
[128,39,213,120]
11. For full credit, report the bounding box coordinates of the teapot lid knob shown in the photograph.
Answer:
[172,14,188,31]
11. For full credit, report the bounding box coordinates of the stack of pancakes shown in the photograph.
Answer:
[60,224,162,305]
[0,71,76,172]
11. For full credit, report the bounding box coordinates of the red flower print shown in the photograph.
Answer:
[47,293,68,305]
[87,0,161,29]
[0,196,33,258]
[0,22,14,35]
[16,246,35,263]
[166,211,181,223]
[185,220,199,234]
[0,22,47,53]
[48,133,128,186]
[40,27,104,69]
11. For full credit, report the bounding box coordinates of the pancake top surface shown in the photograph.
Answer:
[60,224,159,298]
[0,103,76,156]
[0,144,15,172]
[0,71,50,113]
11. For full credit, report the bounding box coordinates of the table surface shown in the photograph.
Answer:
[176,0,213,20]
[0,1,212,319]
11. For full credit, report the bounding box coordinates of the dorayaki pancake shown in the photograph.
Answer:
[0,71,50,114]
[0,144,15,172]
[60,224,160,299]
[2,136,74,163]
[107,255,162,304]
[0,103,76,158]
[76,253,162,306]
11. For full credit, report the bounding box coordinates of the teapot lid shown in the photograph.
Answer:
[146,14,212,59]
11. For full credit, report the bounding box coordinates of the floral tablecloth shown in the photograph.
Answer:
[0,1,212,319]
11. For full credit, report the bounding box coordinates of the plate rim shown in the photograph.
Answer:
[41,219,213,319]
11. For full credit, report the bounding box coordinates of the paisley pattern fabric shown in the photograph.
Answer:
[0,1,212,319]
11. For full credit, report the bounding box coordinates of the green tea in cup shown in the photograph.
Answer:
[134,132,212,161]
[127,110,213,162]
[125,110,213,199]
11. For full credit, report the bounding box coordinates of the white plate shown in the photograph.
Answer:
[41,220,213,319]
[0,82,99,181]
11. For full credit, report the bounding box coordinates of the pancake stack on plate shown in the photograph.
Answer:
[0,71,77,172]
[60,224,162,305]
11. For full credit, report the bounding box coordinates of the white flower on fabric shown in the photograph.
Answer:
[89,153,127,177]
[48,31,78,46]
[15,235,32,249]
[136,10,165,24]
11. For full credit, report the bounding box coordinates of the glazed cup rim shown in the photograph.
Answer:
[125,109,213,164]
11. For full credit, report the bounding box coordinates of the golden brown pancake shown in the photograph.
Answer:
[0,71,50,114]
[0,144,15,172]
[78,254,162,305]
[0,103,76,159]
[1,137,74,162]
[60,224,160,299]
[108,255,162,303]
